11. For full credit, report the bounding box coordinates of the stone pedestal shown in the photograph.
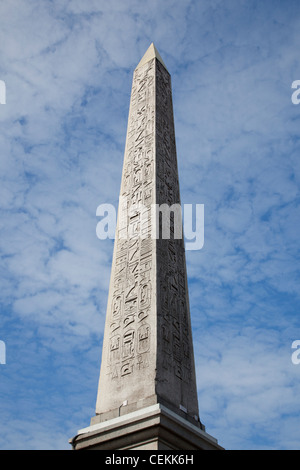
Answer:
[70,404,223,450]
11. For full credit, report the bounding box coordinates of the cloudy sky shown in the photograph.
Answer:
[0,0,300,450]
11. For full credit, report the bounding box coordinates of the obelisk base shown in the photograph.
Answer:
[69,404,224,450]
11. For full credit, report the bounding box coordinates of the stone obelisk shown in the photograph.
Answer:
[70,44,223,450]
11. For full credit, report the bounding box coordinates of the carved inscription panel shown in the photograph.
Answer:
[155,60,194,387]
[105,59,156,383]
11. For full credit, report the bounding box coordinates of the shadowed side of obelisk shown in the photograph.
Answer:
[154,58,200,426]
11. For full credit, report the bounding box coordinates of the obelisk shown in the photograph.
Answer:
[70,44,223,450]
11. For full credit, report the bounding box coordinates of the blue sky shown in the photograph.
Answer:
[0,0,300,450]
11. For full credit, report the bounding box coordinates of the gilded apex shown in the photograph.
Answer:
[136,43,168,71]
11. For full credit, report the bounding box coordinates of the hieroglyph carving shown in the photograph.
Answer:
[106,59,155,382]
[156,60,193,385]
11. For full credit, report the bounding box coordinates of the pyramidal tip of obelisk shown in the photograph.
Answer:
[136,42,168,71]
